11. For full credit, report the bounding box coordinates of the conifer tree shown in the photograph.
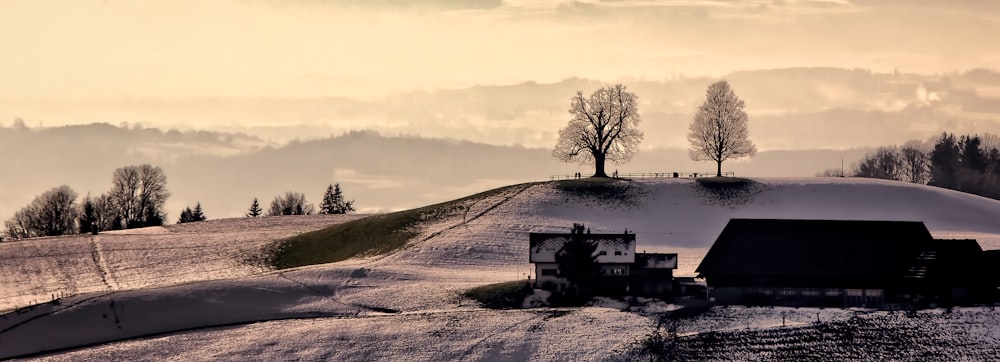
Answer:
[320,183,355,214]
[246,198,263,218]
[178,207,193,224]
[554,223,601,298]
[191,202,206,222]
[320,184,336,214]
[79,194,98,234]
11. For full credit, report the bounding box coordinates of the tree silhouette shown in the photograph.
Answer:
[109,164,170,229]
[79,194,98,235]
[688,80,757,177]
[246,198,263,218]
[192,202,205,221]
[178,207,193,223]
[553,84,643,178]
[3,185,80,240]
[554,223,601,298]
[268,191,315,216]
[930,133,961,189]
[320,183,355,214]
[177,203,206,223]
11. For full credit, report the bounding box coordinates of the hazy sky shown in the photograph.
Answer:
[2,0,999,146]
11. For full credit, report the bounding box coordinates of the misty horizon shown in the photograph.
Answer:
[3,0,1000,228]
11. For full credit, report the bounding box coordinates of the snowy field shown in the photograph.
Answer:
[0,215,365,312]
[3,178,1000,360]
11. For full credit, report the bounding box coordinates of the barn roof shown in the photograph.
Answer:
[695,219,941,279]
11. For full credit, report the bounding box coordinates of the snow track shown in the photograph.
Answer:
[89,237,118,291]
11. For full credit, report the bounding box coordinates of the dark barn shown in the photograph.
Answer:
[696,219,990,309]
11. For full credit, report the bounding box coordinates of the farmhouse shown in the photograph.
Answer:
[696,219,993,309]
[528,231,677,298]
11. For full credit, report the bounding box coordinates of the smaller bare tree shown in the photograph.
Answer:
[268,191,315,216]
[816,168,845,177]
[3,185,79,240]
[900,140,931,184]
[688,80,757,176]
[853,146,902,181]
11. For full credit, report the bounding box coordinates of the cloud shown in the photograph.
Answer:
[262,0,503,10]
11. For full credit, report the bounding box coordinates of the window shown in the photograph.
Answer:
[541,269,558,276]
[825,289,841,296]
[612,268,626,276]
[614,251,622,256]
[597,251,607,256]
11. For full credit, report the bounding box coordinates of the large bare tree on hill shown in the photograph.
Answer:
[688,80,757,177]
[553,84,643,178]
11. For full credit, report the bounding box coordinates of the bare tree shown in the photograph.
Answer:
[853,146,902,181]
[93,193,121,231]
[900,139,931,184]
[268,191,315,216]
[552,84,643,178]
[3,185,79,240]
[688,80,757,177]
[109,164,170,229]
[816,168,845,177]
[980,133,1000,156]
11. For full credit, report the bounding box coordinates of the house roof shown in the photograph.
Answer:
[695,219,947,279]
[529,233,636,264]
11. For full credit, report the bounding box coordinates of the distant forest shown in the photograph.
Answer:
[827,133,1000,199]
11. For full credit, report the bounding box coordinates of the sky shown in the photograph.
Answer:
[1,0,1000,148]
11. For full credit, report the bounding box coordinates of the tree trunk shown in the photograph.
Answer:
[716,160,722,177]
[593,153,608,178]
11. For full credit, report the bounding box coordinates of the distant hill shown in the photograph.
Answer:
[2,123,868,225]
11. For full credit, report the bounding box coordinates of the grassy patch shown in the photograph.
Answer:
[553,177,641,207]
[694,177,760,205]
[262,183,536,269]
[694,176,754,187]
[463,280,532,309]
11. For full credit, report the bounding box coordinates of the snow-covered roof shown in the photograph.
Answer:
[529,233,636,264]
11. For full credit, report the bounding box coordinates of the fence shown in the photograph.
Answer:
[550,171,735,181]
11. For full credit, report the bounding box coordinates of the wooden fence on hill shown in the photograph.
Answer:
[549,171,735,181]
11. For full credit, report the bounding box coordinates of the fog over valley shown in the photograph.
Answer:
[0,125,871,223]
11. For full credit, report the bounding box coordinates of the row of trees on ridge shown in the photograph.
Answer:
[6,165,170,240]
[2,165,356,240]
[553,80,756,177]
[837,133,1000,199]
[246,183,355,218]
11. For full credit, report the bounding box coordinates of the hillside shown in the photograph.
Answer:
[2,178,1000,360]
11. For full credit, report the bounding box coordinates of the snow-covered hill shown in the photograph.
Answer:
[2,178,1000,360]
